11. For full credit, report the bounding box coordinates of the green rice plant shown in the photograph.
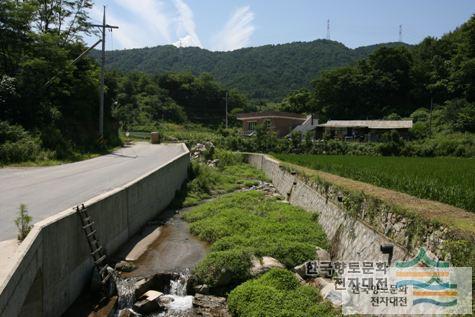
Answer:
[274,154,475,213]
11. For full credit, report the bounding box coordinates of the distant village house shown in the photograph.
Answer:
[315,120,413,141]
[236,111,308,137]
[236,112,413,142]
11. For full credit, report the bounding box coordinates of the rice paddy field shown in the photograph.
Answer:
[273,154,475,213]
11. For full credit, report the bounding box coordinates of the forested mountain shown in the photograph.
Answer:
[303,15,475,122]
[94,40,408,101]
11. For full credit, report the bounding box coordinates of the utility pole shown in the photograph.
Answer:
[91,6,118,139]
[225,91,229,129]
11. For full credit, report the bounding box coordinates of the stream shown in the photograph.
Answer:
[115,271,194,317]
[113,208,209,317]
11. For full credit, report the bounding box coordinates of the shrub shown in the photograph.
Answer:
[213,148,244,167]
[176,160,266,207]
[0,121,48,164]
[15,204,32,241]
[193,248,252,288]
[228,269,339,317]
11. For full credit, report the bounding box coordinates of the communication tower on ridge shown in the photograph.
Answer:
[399,24,403,42]
[326,19,331,40]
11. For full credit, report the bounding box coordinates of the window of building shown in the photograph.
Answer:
[248,121,256,131]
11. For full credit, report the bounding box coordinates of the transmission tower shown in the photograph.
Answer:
[326,19,331,40]
[399,24,403,42]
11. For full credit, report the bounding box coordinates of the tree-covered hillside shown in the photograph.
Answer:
[279,15,475,123]
[94,40,408,101]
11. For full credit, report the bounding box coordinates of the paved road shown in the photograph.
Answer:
[0,143,187,241]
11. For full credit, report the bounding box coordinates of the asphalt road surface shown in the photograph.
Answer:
[0,143,187,241]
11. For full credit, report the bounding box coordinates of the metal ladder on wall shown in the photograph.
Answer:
[76,204,112,288]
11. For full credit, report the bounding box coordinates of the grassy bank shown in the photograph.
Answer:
[274,154,475,213]
[173,149,267,207]
[184,190,328,288]
[228,269,338,317]
[183,189,337,316]
[127,122,220,147]
[176,151,336,315]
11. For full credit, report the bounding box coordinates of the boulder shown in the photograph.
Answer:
[315,247,331,261]
[293,262,308,278]
[132,290,163,314]
[118,309,140,317]
[250,256,285,276]
[134,273,180,298]
[115,260,136,272]
[193,293,230,317]
[320,283,343,307]
[193,284,210,295]
[157,294,175,309]
[134,277,151,299]
[306,278,343,308]
[307,277,332,289]
[294,272,305,284]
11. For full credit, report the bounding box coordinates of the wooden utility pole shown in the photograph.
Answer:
[91,6,118,139]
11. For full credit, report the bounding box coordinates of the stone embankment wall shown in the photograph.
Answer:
[247,154,474,267]
[0,144,190,317]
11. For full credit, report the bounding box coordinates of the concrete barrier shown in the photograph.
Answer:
[0,144,190,317]
[247,153,409,262]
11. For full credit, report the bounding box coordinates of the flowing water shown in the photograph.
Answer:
[115,271,194,317]
[115,277,139,311]
[113,208,209,316]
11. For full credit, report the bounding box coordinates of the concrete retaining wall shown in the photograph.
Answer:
[0,144,190,317]
[247,154,409,262]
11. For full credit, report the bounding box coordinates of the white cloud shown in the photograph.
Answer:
[213,6,255,51]
[90,6,143,49]
[173,0,202,48]
[114,0,171,42]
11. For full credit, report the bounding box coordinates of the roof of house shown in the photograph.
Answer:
[236,111,307,121]
[317,120,413,129]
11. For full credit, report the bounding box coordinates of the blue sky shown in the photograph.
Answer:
[86,0,475,51]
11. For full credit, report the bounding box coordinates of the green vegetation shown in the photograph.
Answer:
[156,123,220,147]
[15,204,32,241]
[228,269,338,317]
[2,1,474,165]
[184,191,328,287]
[108,71,249,128]
[174,149,267,207]
[96,40,402,101]
[279,16,475,122]
[274,154,475,212]
[0,0,120,165]
[220,123,475,158]
[177,162,265,207]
